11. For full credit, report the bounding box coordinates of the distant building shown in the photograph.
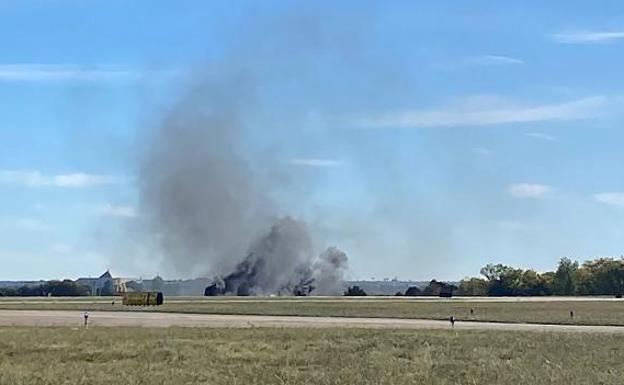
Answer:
[76,270,129,295]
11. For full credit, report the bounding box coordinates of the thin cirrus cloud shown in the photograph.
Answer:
[463,55,524,66]
[0,170,119,188]
[0,64,174,83]
[508,183,552,199]
[594,192,624,207]
[525,132,557,141]
[99,204,137,218]
[289,158,344,167]
[552,31,624,44]
[356,96,606,129]
[433,55,524,70]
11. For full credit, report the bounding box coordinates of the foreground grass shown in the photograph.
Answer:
[1,327,623,385]
[2,297,624,326]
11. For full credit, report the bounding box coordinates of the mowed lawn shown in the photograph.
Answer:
[0,326,622,385]
[2,297,624,326]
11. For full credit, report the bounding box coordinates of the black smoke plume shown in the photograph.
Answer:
[204,218,348,296]
[138,32,350,295]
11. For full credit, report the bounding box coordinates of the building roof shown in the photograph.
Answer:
[98,270,112,279]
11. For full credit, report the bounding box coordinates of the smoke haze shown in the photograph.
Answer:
[136,11,354,292]
[131,5,453,283]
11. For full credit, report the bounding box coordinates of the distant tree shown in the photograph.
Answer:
[394,291,403,296]
[535,272,555,296]
[580,258,624,296]
[0,287,17,296]
[458,278,488,296]
[432,256,624,298]
[44,280,90,296]
[344,285,367,296]
[480,264,520,296]
[16,284,45,296]
[575,266,595,295]
[421,280,439,296]
[554,257,579,295]
[404,286,422,296]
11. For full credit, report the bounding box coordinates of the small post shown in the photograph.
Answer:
[83,311,89,328]
[449,315,455,328]
[570,310,574,319]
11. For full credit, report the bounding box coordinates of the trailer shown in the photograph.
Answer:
[122,291,164,306]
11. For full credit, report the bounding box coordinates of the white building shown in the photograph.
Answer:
[76,270,129,295]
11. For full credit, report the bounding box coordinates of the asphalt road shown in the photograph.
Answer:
[1,310,623,333]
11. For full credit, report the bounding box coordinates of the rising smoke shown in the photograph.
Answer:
[204,217,348,296]
[132,4,452,290]
[138,45,349,295]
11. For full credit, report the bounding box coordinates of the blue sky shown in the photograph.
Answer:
[1,0,623,280]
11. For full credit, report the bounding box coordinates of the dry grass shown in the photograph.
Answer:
[2,297,624,326]
[0,326,623,385]
[0,328,624,385]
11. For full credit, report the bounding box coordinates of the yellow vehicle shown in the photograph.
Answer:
[122,291,164,306]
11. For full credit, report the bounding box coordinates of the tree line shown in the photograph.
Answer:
[345,280,458,297]
[344,257,624,297]
[0,280,91,297]
[458,257,624,297]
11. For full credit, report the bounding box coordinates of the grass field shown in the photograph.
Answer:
[0,326,622,385]
[2,296,624,326]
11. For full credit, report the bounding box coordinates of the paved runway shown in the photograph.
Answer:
[1,310,623,333]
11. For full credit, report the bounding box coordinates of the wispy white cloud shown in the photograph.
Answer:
[433,55,524,70]
[553,31,624,44]
[99,204,137,218]
[508,183,552,199]
[463,55,524,66]
[356,96,606,129]
[289,158,343,167]
[0,64,173,83]
[525,132,557,141]
[594,192,624,207]
[0,170,119,188]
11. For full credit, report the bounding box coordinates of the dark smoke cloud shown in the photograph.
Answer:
[130,3,443,285]
[138,74,272,277]
[136,11,352,292]
[139,80,349,292]
[204,219,349,296]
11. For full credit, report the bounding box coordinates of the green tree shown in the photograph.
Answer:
[44,280,90,296]
[575,266,595,295]
[480,264,520,296]
[537,272,555,295]
[458,278,488,296]
[553,257,579,295]
[344,285,367,296]
[404,286,421,296]
[581,258,624,296]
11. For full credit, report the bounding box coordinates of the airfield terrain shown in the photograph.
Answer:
[2,295,624,326]
[2,309,624,333]
[1,296,624,384]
